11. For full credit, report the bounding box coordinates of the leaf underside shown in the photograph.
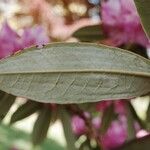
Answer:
[0,43,149,104]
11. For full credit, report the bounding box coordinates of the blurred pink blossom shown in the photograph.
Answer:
[101,0,150,47]
[0,22,22,58]
[96,101,112,112]
[71,114,128,149]
[71,115,86,135]
[96,100,127,115]
[0,22,49,59]
[20,26,49,48]
[100,115,142,150]
[101,116,127,150]
[115,100,127,114]
[92,117,101,129]
[71,115,101,135]
[136,130,149,138]
[71,110,141,149]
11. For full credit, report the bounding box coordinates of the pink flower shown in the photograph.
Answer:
[92,117,101,129]
[96,100,127,115]
[101,116,127,150]
[0,22,49,59]
[136,130,149,138]
[115,100,127,114]
[20,26,49,48]
[71,113,101,135]
[71,115,86,135]
[0,22,21,58]
[96,101,112,112]
[101,0,150,47]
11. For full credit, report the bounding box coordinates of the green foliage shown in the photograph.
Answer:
[134,0,150,38]
[100,103,116,134]
[0,43,149,104]
[146,100,150,130]
[128,102,146,129]
[73,25,104,42]
[60,108,77,150]
[0,93,16,121]
[10,100,41,124]
[32,105,52,145]
[126,103,136,140]
[116,135,150,150]
[0,124,65,150]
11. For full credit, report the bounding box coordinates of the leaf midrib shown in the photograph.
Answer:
[0,69,149,77]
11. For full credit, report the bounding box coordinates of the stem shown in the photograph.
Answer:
[65,104,102,148]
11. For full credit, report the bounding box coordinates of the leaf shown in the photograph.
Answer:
[100,103,116,134]
[50,109,58,125]
[126,103,136,141]
[0,93,16,121]
[129,102,146,129]
[59,108,77,150]
[146,101,150,122]
[32,105,51,145]
[10,100,41,124]
[0,43,149,104]
[78,103,97,113]
[79,139,92,150]
[146,100,150,130]
[73,25,104,42]
[123,44,148,58]
[0,124,65,150]
[116,135,150,150]
[0,91,6,102]
[134,0,150,38]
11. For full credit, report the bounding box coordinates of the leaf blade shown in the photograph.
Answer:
[10,100,41,124]
[100,103,116,134]
[73,24,104,42]
[116,135,150,150]
[59,108,77,150]
[32,105,51,145]
[0,93,16,121]
[0,43,149,103]
[134,0,150,38]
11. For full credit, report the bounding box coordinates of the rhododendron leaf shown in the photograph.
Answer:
[0,93,16,121]
[79,103,96,112]
[32,105,51,145]
[116,135,150,150]
[0,91,6,101]
[0,124,65,150]
[134,0,150,38]
[100,104,116,134]
[0,43,149,104]
[79,139,93,150]
[146,101,150,130]
[60,108,77,150]
[10,100,41,124]
[128,102,146,129]
[50,110,58,125]
[73,25,104,42]
[126,103,136,140]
